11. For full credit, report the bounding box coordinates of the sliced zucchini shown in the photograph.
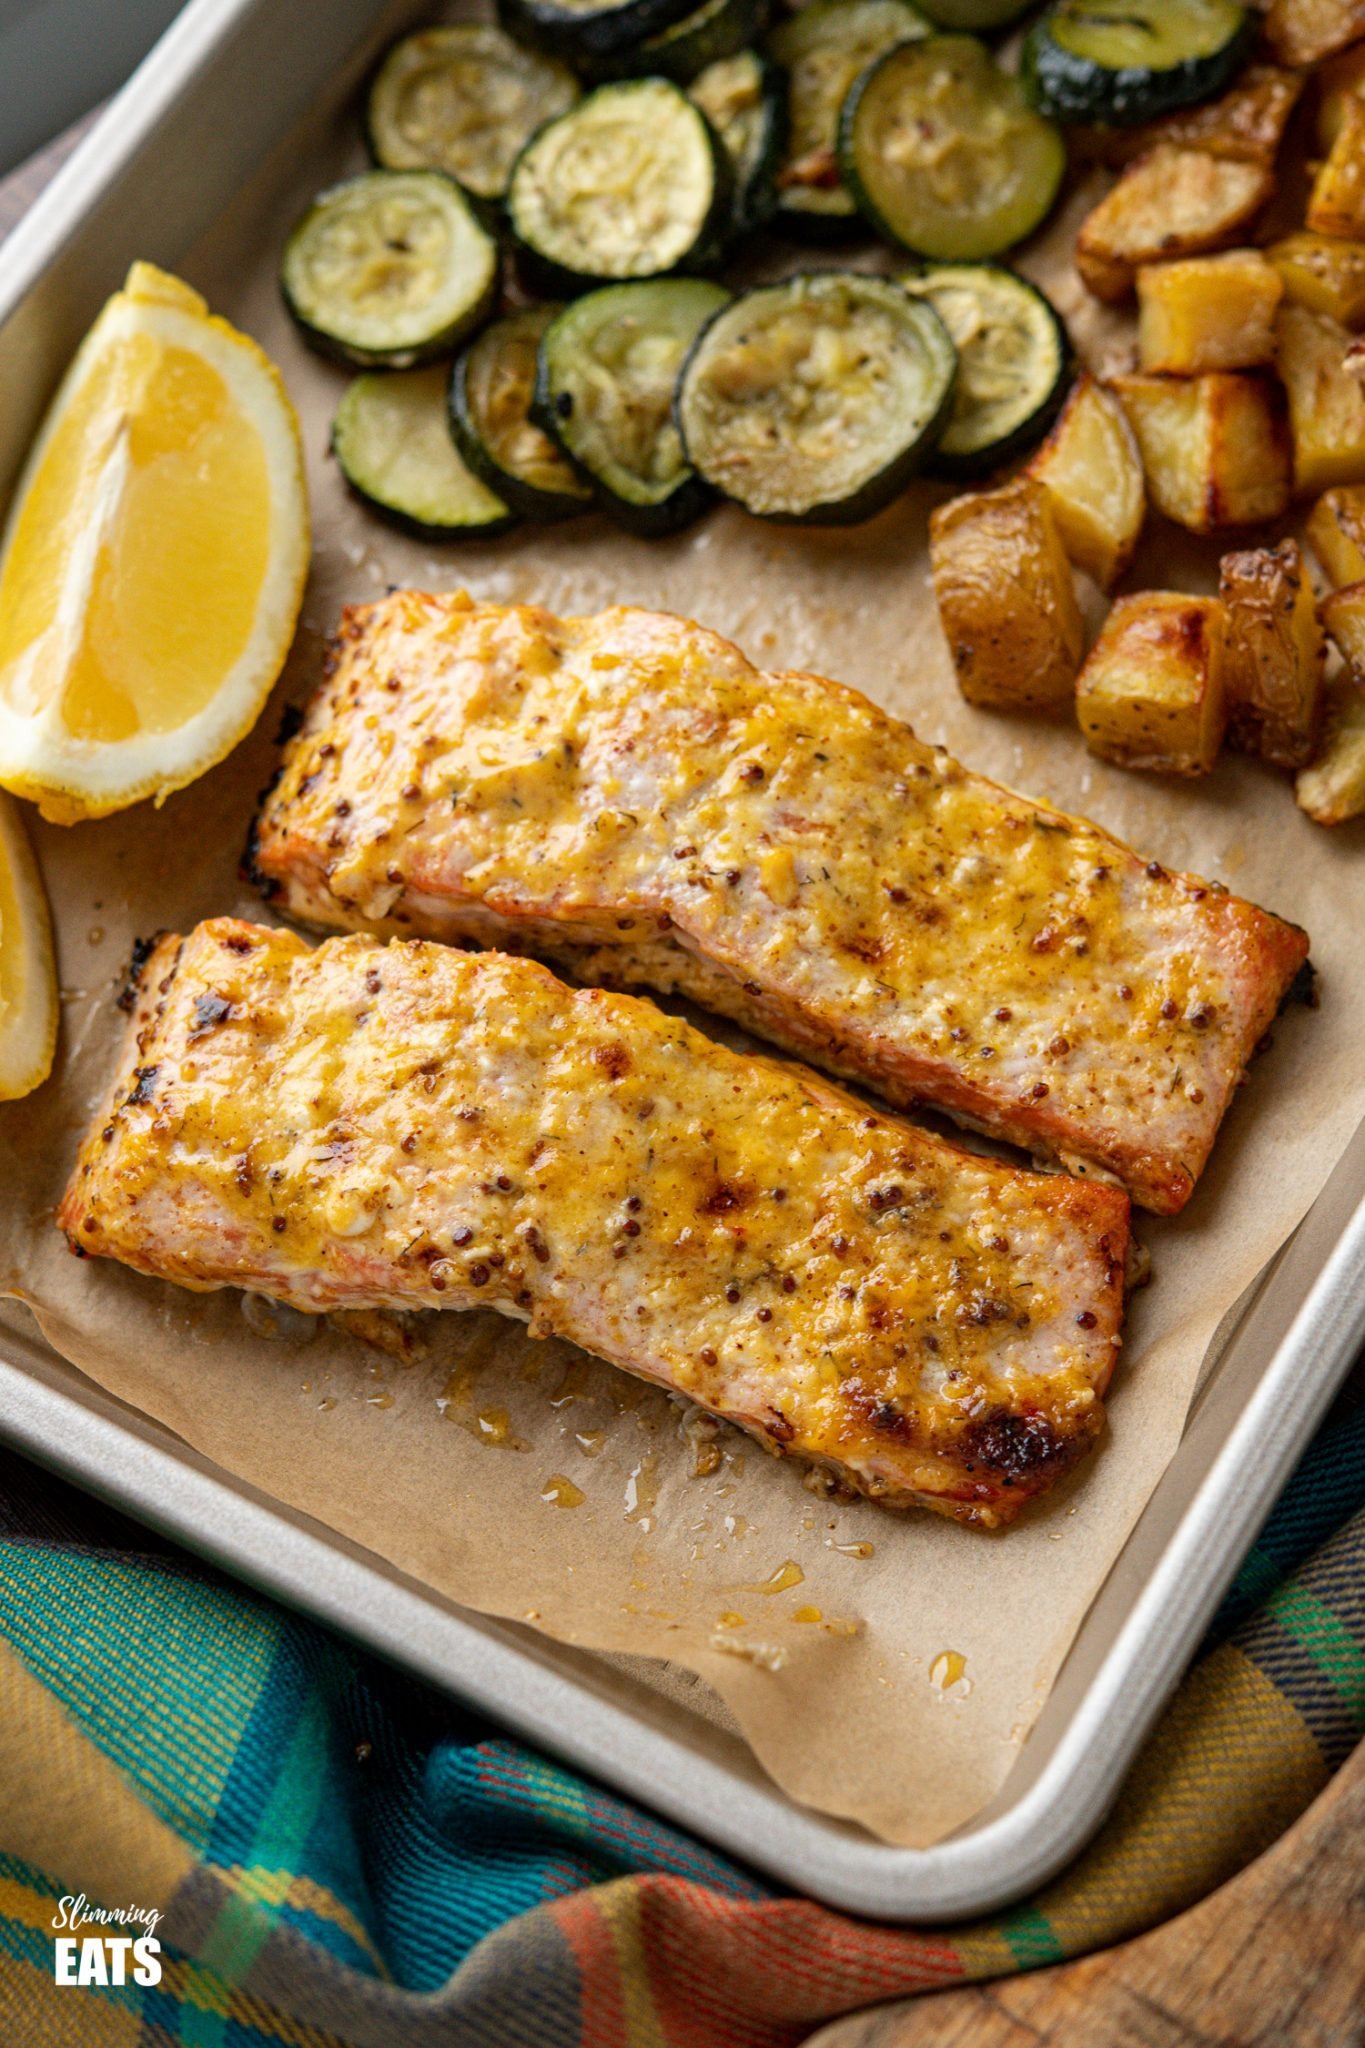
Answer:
[766,0,931,238]
[675,271,956,522]
[592,0,768,81]
[690,50,785,235]
[508,79,730,293]
[450,306,593,521]
[366,26,578,206]
[918,0,1031,23]
[841,37,1065,261]
[280,171,498,367]
[498,0,697,62]
[900,265,1068,477]
[534,278,730,533]
[1023,1,1253,128]
[333,368,517,541]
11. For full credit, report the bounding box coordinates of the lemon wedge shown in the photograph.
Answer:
[0,792,57,1099]
[0,263,309,823]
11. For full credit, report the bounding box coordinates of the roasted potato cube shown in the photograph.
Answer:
[1028,373,1146,590]
[1075,147,1275,304]
[1306,485,1365,584]
[1295,678,1365,824]
[1321,577,1365,674]
[1277,304,1365,494]
[1266,0,1365,66]
[1307,94,1365,240]
[1267,233,1365,328]
[1219,541,1326,768]
[1318,42,1365,148]
[1076,594,1228,776]
[929,478,1084,713]
[1114,372,1291,532]
[1106,66,1303,167]
[1137,251,1283,374]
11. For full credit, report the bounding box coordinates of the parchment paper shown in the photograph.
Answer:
[2,10,1362,1847]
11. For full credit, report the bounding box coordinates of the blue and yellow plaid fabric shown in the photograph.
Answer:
[0,1385,1361,2048]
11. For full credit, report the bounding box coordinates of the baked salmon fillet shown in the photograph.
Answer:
[247,593,1310,1215]
[59,919,1131,1527]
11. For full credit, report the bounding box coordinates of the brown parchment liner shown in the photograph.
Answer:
[1,9,1363,1848]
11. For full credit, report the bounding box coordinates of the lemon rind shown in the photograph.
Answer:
[0,791,58,1101]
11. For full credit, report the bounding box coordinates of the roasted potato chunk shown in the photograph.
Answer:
[1307,94,1365,241]
[1219,541,1326,769]
[930,478,1084,713]
[1027,373,1146,590]
[1306,484,1365,585]
[1266,0,1365,65]
[1137,251,1283,374]
[1267,233,1365,328]
[1114,372,1291,533]
[1076,594,1228,776]
[1321,577,1365,674]
[1076,147,1275,305]
[1277,304,1365,494]
[1295,677,1365,824]
[1097,67,1303,168]
[1318,42,1365,148]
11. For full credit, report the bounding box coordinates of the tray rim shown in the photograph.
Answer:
[1,0,1363,1922]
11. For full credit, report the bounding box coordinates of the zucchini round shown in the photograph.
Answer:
[534,278,730,533]
[689,50,785,235]
[766,0,931,238]
[507,78,731,292]
[366,26,578,206]
[1022,1,1252,128]
[591,0,768,81]
[675,271,957,523]
[333,367,518,541]
[899,264,1068,476]
[840,36,1065,261]
[280,170,499,367]
[498,0,697,62]
[450,306,593,521]
[917,0,1031,26]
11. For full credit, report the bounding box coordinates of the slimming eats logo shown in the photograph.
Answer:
[51,1894,162,1986]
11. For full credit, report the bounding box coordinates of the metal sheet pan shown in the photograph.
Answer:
[1,0,1363,1922]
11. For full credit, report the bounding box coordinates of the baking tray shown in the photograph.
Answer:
[1,0,1363,1923]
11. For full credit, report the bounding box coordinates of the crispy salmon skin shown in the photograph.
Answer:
[248,593,1310,1215]
[60,920,1131,1527]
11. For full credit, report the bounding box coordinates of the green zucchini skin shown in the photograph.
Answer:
[917,0,1031,27]
[675,271,958,524]
[449,307,594,523]
[839,36,1065,262]
[498,0,697,62]
[586,0,769,82]
[899,263,1070,479]
[507,79,733,294]
[533,278,730,535]
[332,368,519,543]
[1022,1,1254,127]
[280,171,499,368]
[364,25,578,211]
[689,49,786,236]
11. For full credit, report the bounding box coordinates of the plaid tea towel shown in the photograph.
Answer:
[0,1388,1361,2048]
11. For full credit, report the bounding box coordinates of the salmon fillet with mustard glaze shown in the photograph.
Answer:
[60,920,1131,1527]
[248,594,1310,1215]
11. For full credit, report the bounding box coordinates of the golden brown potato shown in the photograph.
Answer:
[1277,304,1365,494]
[929,478,1084,713]
[1097,67,1303,168]
[1076,594,1229,776]
[1114,372,1292,532]
[1137,251,1283,374]
[1306,484,1365,584]
[1266,0,1365,66]
[1318,42,1365,148]
[1307,94,1365,241]
[1321,577,1365,674]
[1267,233,1365,328]
[1075,147,1275,304]
[1027,373,1146,589]
[1219,541,1326,769]
[1295,678,1365,823]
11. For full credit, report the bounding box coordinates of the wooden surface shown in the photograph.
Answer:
[811,1737,1365,2048]
[3,108,1364,2048]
